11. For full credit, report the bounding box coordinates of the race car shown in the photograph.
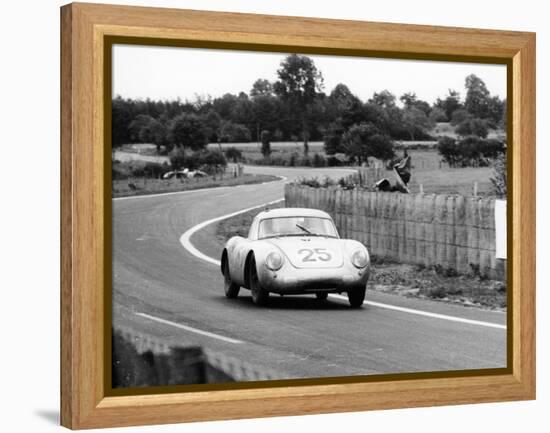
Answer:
[220,207,370,307]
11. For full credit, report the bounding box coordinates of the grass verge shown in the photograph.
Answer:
[112,174,279,198]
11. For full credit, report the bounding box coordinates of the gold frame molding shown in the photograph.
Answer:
[61,2,535,429]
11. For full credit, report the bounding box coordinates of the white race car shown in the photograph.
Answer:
[221,207,370,307]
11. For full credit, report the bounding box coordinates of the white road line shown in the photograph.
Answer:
[135,312,244,344]
[113,176,286,201]
[179,198,284,266]
[329,295,506,330]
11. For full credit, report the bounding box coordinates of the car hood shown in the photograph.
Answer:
[266,237,344,269]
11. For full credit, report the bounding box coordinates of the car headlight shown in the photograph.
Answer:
[266,251,284,271]
[351,249,369,268]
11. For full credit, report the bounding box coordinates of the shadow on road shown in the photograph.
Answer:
[217,294,361,311]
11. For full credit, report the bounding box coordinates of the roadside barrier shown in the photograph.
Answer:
[285,183,506,280]
[112,327,279,388]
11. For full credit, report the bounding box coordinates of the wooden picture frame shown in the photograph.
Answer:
[61,2,535,429]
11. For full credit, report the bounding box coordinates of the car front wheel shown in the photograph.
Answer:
[249,256,269,306]
[347,286,366,308]
[223,259,240,298]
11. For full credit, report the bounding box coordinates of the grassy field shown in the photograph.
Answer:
[112,173,278,198]
[118,138,500,198]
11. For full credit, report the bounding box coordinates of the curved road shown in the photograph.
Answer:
[113,166,506,380]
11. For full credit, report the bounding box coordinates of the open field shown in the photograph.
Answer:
[113,149,169,164]
[207,141,438,162]
[115,143,499,197]
[408,166,493,196]
[112,173,278,198]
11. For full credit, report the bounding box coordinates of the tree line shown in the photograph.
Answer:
[112,54,506,166]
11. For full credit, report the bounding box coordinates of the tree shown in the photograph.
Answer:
[201,110,222,143]
[128,114,155,142]
[112,96,134,148]
[260,130,271,157]
[273,54,324,156]
[464,74,491,119]
[212,93,239,119]
[168,113,208,151]
[429,107,448,123]
[323,122,346,155]
[455,118,489,138]
[399,92,417,108]
[400,92,431,115]
[341,123,394,165]
[402,106,434,140]
[251,94,280,141]
[328,84,361,118]
[142,118,167,153]
[369,90,396,108]
[450,108,471,126]
[487,96,505,128]
[219,121,251,143]
[250,79,273,97]
[434,89,463,120]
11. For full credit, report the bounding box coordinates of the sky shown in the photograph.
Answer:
[112,44,506,105]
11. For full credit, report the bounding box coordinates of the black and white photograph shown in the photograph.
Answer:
[110,44,508,388]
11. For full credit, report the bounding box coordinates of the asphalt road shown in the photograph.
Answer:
[112,166,507,381]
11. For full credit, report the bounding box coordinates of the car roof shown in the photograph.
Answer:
[255,207,332,220]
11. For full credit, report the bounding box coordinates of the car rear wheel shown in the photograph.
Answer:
[347,286,366,308]
[315,292,329,301]
[223,260,240,298]
[249,256,269,306]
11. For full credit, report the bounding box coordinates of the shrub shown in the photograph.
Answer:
[112,160,132,180]
[169,147,190,170]
[490,153,507,198]
[312,153,327,167]
[224,147,242,163]
[479,139,506,159]
[296,176,336,188]
[437,135,504,167]
[323,122,345,155]
[436,136,460,167]
[326,155,343,166]
[260,130,271,157]
[136,162,167,178]
[197,149,227,174]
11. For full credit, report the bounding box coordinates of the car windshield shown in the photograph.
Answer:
[258,216,338,239]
